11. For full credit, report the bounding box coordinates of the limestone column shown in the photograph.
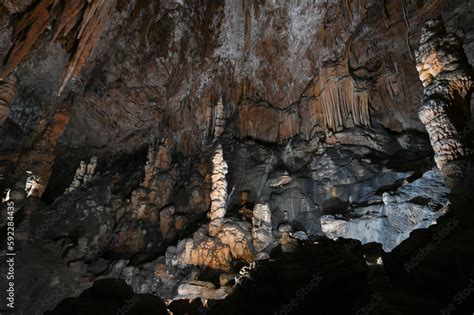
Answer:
[208,144,228,236]
[415,17,473,186]
[213,97,225,141]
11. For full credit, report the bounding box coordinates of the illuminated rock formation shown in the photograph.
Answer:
[0,75,16,125]
[208,144,228,236]
[415,17,473,183]
[168,220,254,271]
[213,97,225,141]
[66,156,98,193]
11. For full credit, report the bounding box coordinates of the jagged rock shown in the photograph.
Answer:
[321,168,449,251]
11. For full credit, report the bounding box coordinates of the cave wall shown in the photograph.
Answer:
[1,0,472,161]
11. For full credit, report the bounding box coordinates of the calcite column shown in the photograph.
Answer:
[208,144,228,236]
[415,17,473,185]
[0,75,16,125]
[213,97,225,141]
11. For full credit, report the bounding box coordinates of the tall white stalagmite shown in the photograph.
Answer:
[208,144,228,236]
[213,97,225,141]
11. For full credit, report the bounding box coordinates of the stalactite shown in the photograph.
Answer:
[208,144,228,236]
[1,0,116,95]
[317,64,370,131]
[401,0,415,61]
[58,0,117,95]
[1,0,58,78]
[415,17,473,185]
[0,75,16,125]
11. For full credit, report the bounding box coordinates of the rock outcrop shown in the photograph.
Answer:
[321,168,450,251]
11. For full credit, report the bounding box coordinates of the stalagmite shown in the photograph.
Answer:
[0,75,16,125]
[208,97,229,236]
[209,145,228,236]
[142,138,172,189]
[66,156,98,192]
[415,17,473,184]
[213,97,225,141]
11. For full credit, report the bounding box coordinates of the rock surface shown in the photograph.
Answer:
[321,168,450,251]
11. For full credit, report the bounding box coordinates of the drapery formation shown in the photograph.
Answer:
[316,63,371,131]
